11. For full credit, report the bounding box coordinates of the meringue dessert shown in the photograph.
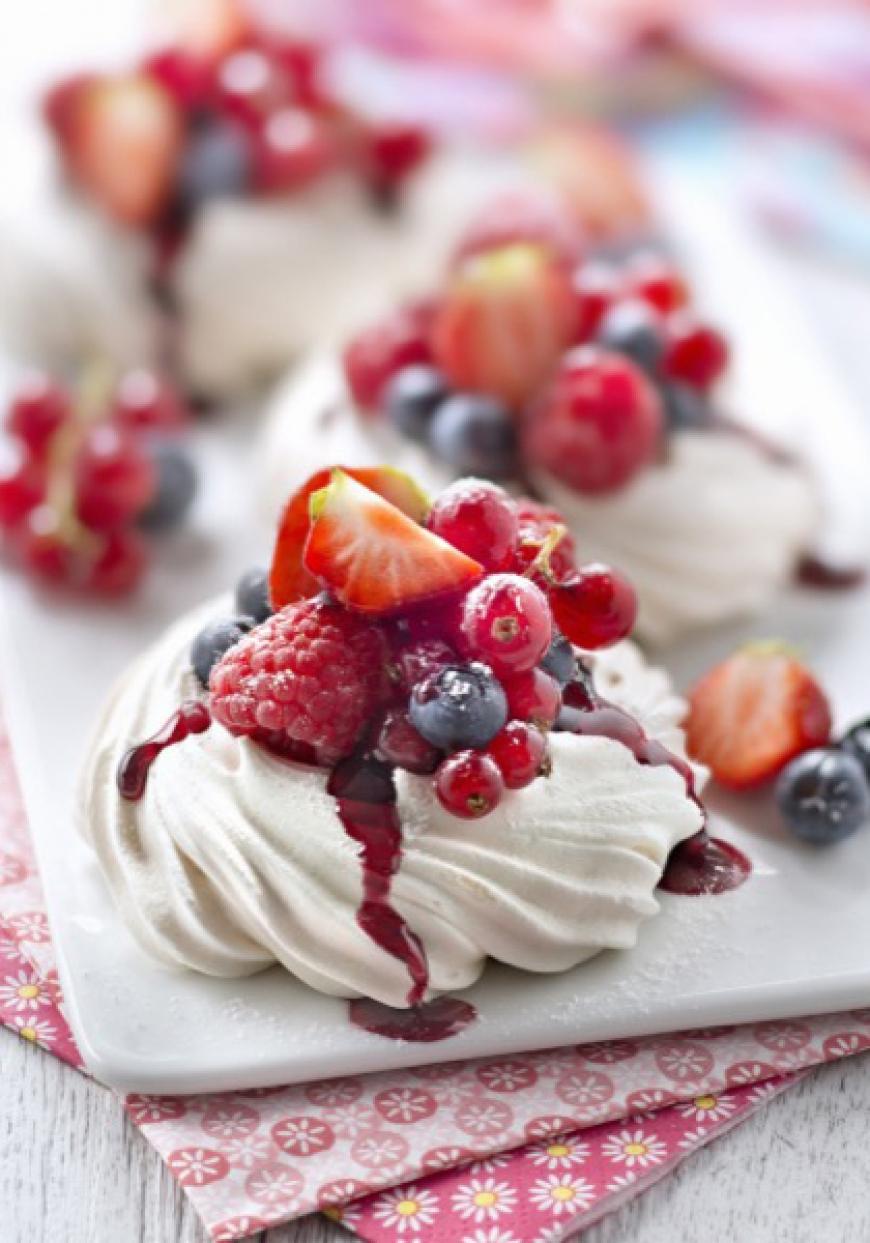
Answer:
[79,467,738,1014]
[259,221,818,645]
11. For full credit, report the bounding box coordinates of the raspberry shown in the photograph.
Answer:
[209,599,388,759]
[511,498,577,583]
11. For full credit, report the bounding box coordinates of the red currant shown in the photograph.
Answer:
[435,750,504,819]
[112,369,188,434]
[214,47,289,127]
[140,48,211,108]
[343,304,433,410]
[15,506,77,586]
[85,528,150,596]
[427,479,518,573]
[0,451,45,531]
[267,38,325,109]
[461,574,552,675]
[7,372,70,457]
[375,708,440,773]
[503,668,562,728]
[571,260,619,343]
[363,122,431,188]
[624,251,689,315]
[663,314,729,391]
[254,107,333,193]
[511,498,577,583]
[550,564,637,650]
[522,346,664,496]
[487,721,550,788]
[74,424,156,531]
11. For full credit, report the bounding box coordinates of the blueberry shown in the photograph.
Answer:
[842,718,870,781]
[658,382,711,432]
[138,441,198,531]
[384,366,449,442]
[428,394,517,478]
[540,632,576,686]
[775,747,870,845]
[598,299,664,373]
[191,616,253,688]
[176,118,252,213]
[409,662,507,750]
[235,566,272,623]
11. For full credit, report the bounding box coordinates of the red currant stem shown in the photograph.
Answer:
[524,523,569,588]
[44,358,116,551]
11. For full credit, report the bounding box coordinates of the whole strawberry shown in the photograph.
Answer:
[210,598,388,760]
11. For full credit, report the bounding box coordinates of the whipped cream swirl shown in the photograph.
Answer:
[79,600,703,1008]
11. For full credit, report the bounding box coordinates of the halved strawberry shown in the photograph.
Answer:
[685,643,832,789]
[431,242,577,410]
[65,74,184,227]
[269,466,430,608]
[303,470,483,615]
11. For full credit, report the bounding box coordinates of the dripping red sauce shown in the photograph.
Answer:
[327,755,429,1008]
[797,555,867,592]
[349,995,478,1042]
[117,701,211,801]
[559,673,750,896]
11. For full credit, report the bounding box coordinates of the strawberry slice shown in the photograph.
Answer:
[65,74,184,226]
[270,466,431,608]
[303,470,483,615]
[431,242,577,410]
[686,643,832,789]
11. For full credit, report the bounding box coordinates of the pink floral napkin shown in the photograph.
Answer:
[2,719,869,1241]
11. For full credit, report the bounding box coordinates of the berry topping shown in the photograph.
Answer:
[234,566,273,623]
[503,667,562,728]
[540,632,576,686]
[658,382,711,432]
[776,748,870,845]
[64,74,184,226]
[686,643,833,789]
[460,574,552,675]
[597,298,665,374]
[176,116,253,211]
[303,470,482,615]
[623,251,689,315]
[0,450,45,531]
[662,314,729,391]
[86,527,150,596]
[7,373,70,458]
[362,121,431,191]
[137,440,197,531]
[570,260,619,343]
[410,663,508,751]
[74,424,157,532]
[431,242,577,409]
[269,465,430,608]
[523,347,664,495]
[389,637,456,694]
[384,366,448,442]
[435,750,504,819]
[375,708,440,774]
[428,393,517,479]
[111,369,188,434]
[191,616,253,688]
[549,565,637,651]
[343,303,433,410]
[254,107,333,194]
[511,498,577,582]
[842,718,870,781]
[486,721,550,789]
[210,598,388,759]
[426,479,518,573]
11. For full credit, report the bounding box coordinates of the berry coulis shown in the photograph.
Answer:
[117,700,211,800]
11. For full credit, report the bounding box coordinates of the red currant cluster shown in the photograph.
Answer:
[0,368,195,595]
[44,19,432,247]
[342,197,730,497]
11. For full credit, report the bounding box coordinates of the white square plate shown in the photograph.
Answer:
[2,166,870,1095]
